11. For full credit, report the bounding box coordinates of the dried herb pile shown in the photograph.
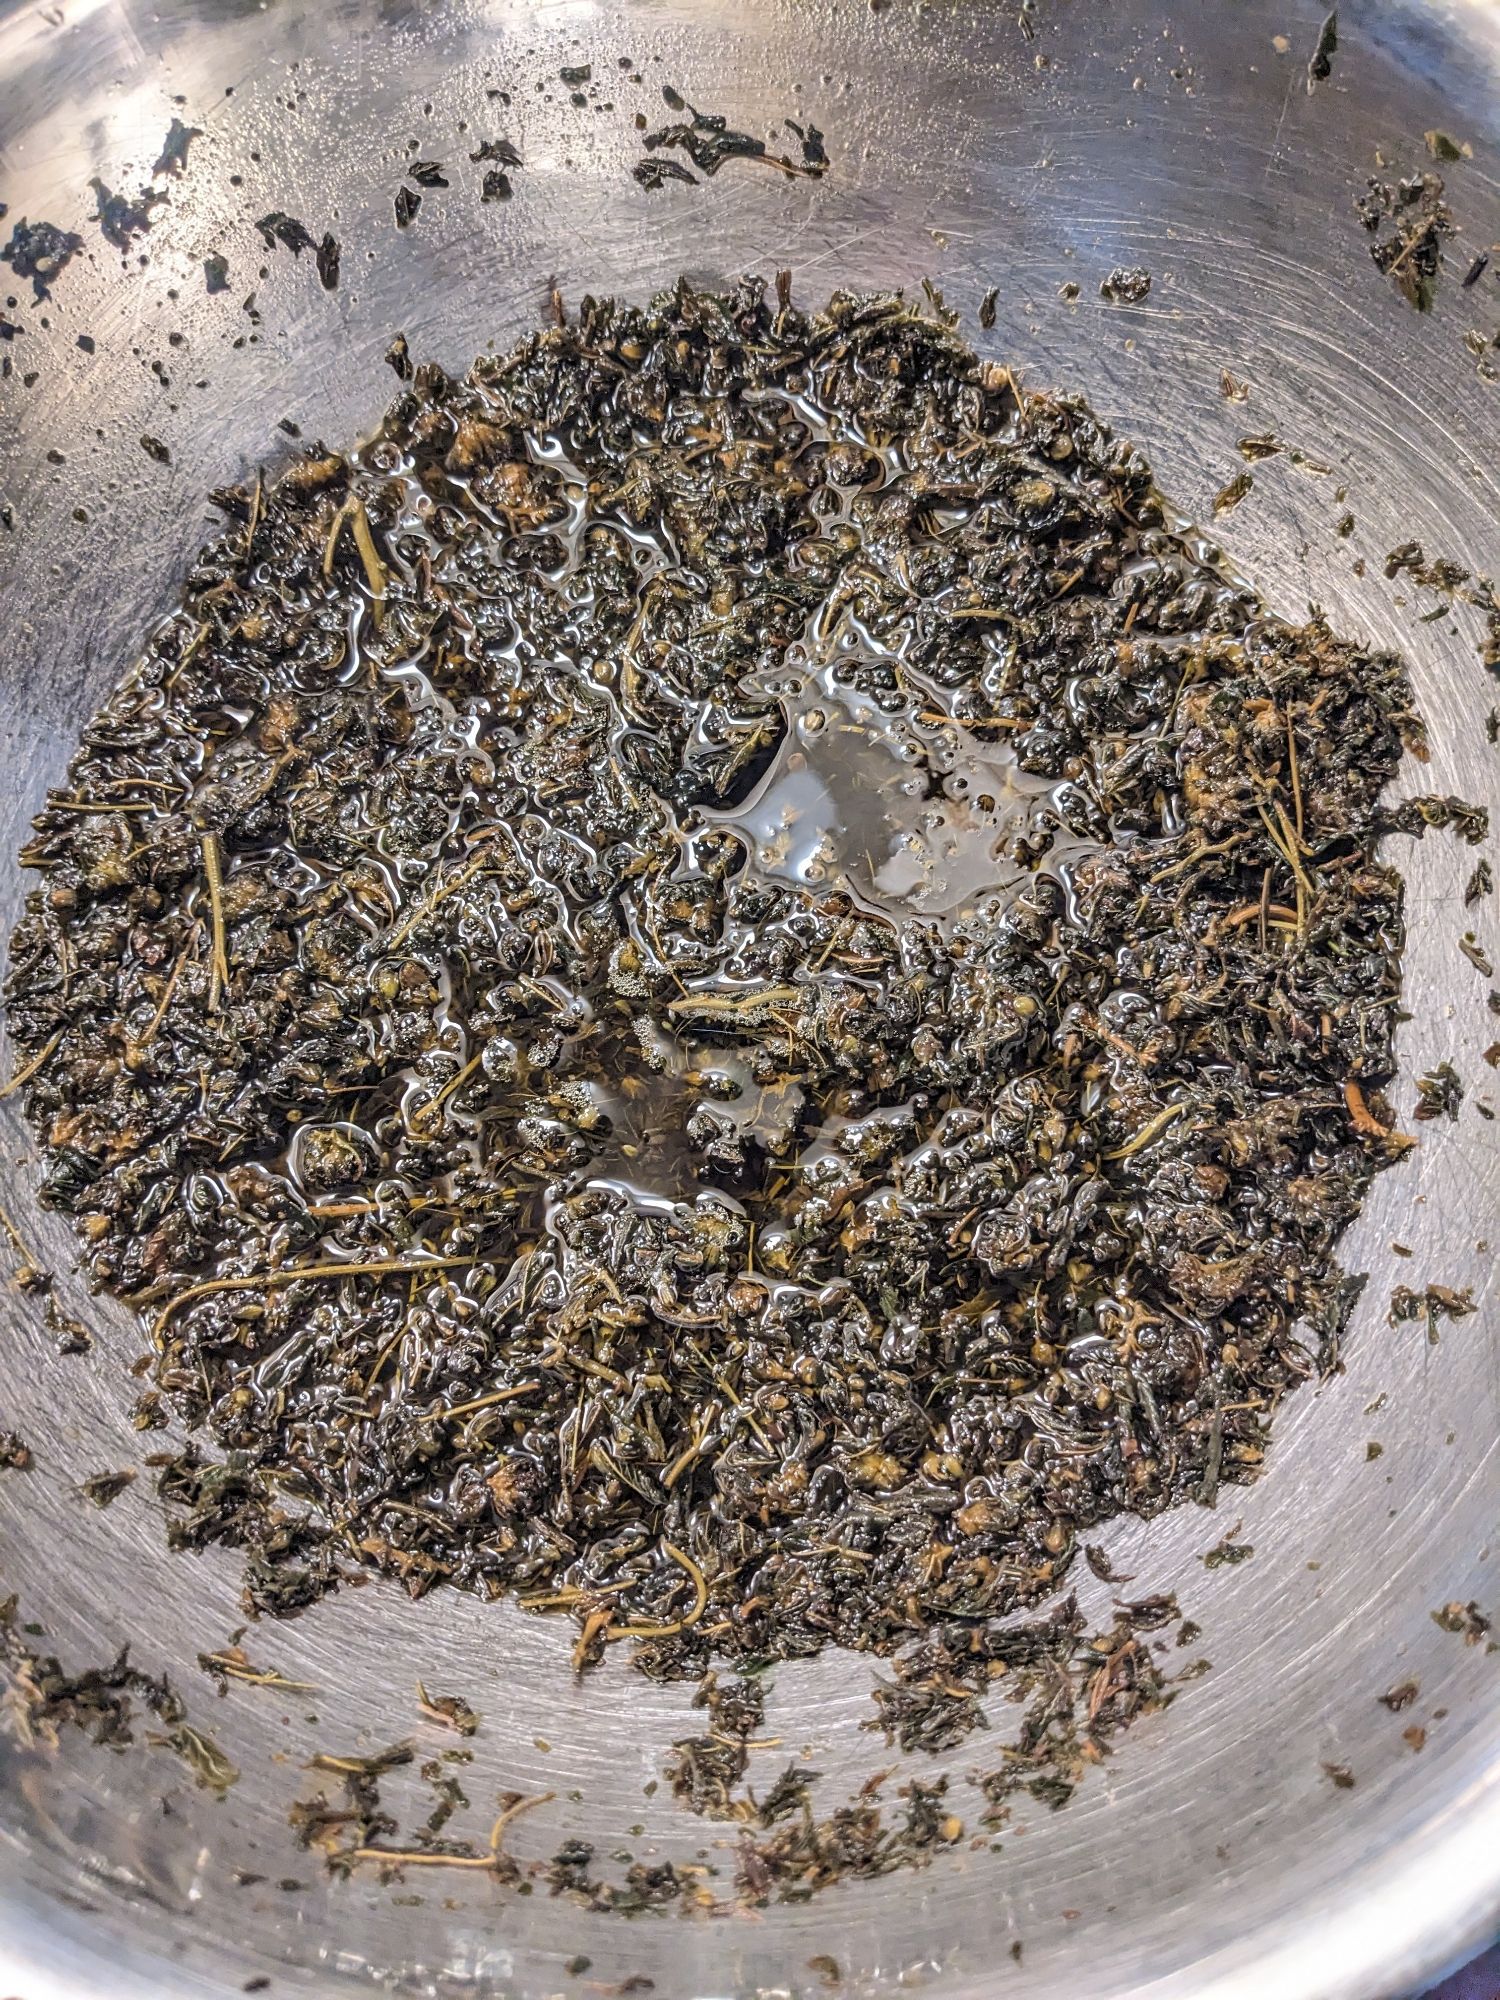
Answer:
[5,280,1420,1680]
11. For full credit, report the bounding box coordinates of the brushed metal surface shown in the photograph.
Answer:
[0,3,1497,1999]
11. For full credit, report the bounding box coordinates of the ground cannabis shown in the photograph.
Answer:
[5,282,1420,1692]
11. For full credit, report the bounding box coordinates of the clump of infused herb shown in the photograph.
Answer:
[1355,171,1455,311]
[0,1598,236,1792]
[5,281,1420,1685]
[1,217,84,300]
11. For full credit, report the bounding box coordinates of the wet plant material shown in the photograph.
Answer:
[1306,10,1338,92]
[1412,1061,1463,1122]
[1200,1529,1253,1569]
[1460,933,1495,978]
[1389,1282,1475,1343]
[657,1589,1204,1896]
[234,1588,1201,1907]
[292,1735,553,1882]
[973,1593,1190,1822]
[197,1642,318,1695]
[5,281,1421,1691]
[866,1662,988,1756]
[153,118,201,179]
[90,176,165,251]
[1423,132,1471,164]
[0,1596,236,1789]
[665,1670,768,1818]
[255,212,318,259]
[290,1740,416,1865]
[416,1680,480,1734]
[79,1467,136,1508]
[316,235,341,293]
[1212,470,1253,516]
[1432,1600,1494,1647]
[1355,172,1455,312]
[633,160,698,193]
[1380,793,1488,845]
[1099,266,1151,304]
[539,1765,971,1911]
[635,92,828,187]
[1,217,84,301]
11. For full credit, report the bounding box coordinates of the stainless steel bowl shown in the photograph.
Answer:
[2,2,1497,1997]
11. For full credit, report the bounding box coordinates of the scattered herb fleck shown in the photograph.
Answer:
[255,212,317,257]
[152,1719,240,1795]
[79,1467,136,1508]
[1413,1061,1463,1122]
[1383,793,1488,844]
[1213,470,1253,515]
[1306,10,1338,90]
[1389,1283,1476,1340]
[198,1645,318,1694]
[633,159,697,191]
[1461,933,1496,978]
[1432,1601,1491,1645]
[91,177,164,249]
[1100,266,1151,304]
[416,1682,479,1735]
[153,118,202,178]
[315,234,341,292]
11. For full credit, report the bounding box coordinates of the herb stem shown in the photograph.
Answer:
[0,1030,62,1099]
[201,832,230,1011]
[152,1254,477,1344]
[609,1539,709,1639]
[1103,1101,1187,1161]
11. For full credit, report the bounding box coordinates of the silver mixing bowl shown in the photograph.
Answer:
[1,2,1497,1996]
